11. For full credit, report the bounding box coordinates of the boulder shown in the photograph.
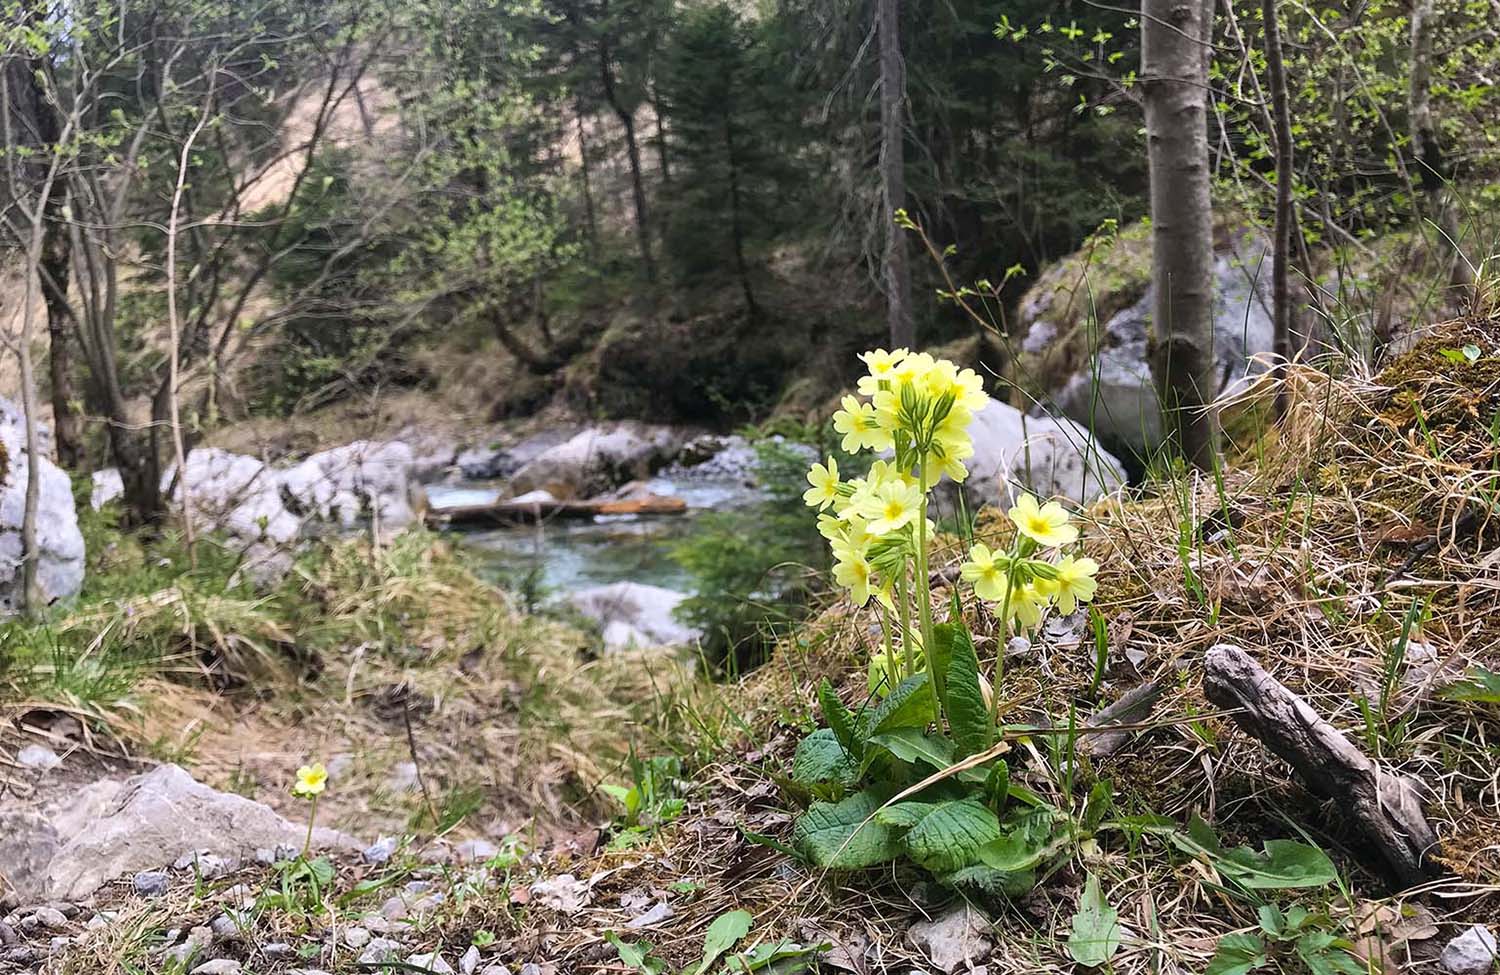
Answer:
[0,398,85,611]
[568,582,700,652]
[509,424,690,499]
[0,764,357,901]
[934,400,1126,513]
[280,440,419,531]
[1019,222,1274,459]
[1442,925,1498,975]
[164,448,302,583]
[457,429,577,482]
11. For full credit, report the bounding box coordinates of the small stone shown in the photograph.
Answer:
[210,913,244,939]
[360,914,392,934]
[1005,636,1032,659]
[406,952,455,974]
[192,961,243,975]
[908,905,994,974]
[378,896,410,921]
[134,870,170,896]
[16,744,61,770]
[29,906,68,931]
[2,947,36,965]
[263,943,296,961]
[359,937,401,965]
[1442,925,1499,975]
[478,966,513,975]
[0,922,15,946]
[519,965,543,975]
[455,839,498,863]
[176,852,237,878]
[48,936,70,954]
[343,927,371,949]
[460,945,482,975]
[363,836,399,865]
[388,762,420,792]
[86,915,109,931]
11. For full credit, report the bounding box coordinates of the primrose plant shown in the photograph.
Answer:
[791,348,1103,891]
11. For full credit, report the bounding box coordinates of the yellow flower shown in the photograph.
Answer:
[857,347,909,391]
[1007,585,1046,629]
[1050,555,1099,614]
[832,395,893,453]
[1008,493,1078,547]
[292,763,328,800]
[960,542,1012,602]
[834,553,878,606]
[803,457,840,510]
[857,477,924,537]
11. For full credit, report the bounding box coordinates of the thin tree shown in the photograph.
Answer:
[1409,0,1473,294]
[877,0,913,348]
[1141,0,1218,467]
[595,0,657,282]
[1262,0,1295,418]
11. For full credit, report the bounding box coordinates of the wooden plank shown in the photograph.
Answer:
[428,494,688,527]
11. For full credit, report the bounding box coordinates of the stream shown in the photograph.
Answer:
[425,472,767,599]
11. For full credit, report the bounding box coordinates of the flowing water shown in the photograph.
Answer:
[425,473,766,598]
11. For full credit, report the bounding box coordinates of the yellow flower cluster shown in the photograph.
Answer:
[804,349,988,606]
[959,494,1098,627]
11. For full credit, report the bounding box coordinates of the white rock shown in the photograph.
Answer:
[455,838,498,862]
[343,927,371,949]
[460,946,482,975]
[15,745,60,770]
[508,489,556,505]
[933,400,1125,515]
[359,938,402,965]
[907,905,994,975]
[529,874,590,913]
[508,423,689,499]
[91,468,124,509]
[0,397,85,611]
[406,952,455,975]
[363,836,399,864]
[15,764,355,901]
[1442,925,1498,975]
[280,440,418,531]
[191,960,243,975]
[569,582,700,652]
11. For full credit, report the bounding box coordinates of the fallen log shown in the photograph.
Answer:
[428,494,688,527]
[1203,643,1439,887]
[1080,680,1166,758]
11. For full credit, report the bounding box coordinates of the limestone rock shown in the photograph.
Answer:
[508,424,689,499]
[0,397,85,611]
[568,582,700,652]
[9,764,355,901]
[907,905,994,974]
[1442,925,1498,975]
[940,399,1126,513]
[279,440,419,532]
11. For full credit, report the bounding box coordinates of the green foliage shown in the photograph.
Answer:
[601,753,686,848]
[671,439,824,668]
[1068,873,1122,967]
[1207,904,1364,975]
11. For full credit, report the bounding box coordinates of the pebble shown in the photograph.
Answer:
[460,945,482,975]
[16,744,61,770]
[254,844,299,865]
[407,952,455,974]
[359,937,402,965]
[48,937,70,954]
[456,838,499,862]
[362,836,399,865]
[0,922,15,946]
[28,906,68,931]
[1,947,35,965]
[360,914,392,934]
[1442,925,1499,975]
[191,961,243,975]
[210,913,244,939]
[133,870,170,897]
[479,966,514,975]
[343,927,371,949]
[263,943,296,961]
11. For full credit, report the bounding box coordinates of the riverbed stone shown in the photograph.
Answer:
[279,440,419,532]
[508,423,690,499]
[1442,925,1498,975]
[569,582,700,652]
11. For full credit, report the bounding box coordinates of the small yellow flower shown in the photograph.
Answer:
[833,553,878,606]
[857,478,924,537]
[1007,585,1046,629]
[1008,493,1078,547]
[803,457,840,510]
[292,763,328,800]
[1049,555,1099,614]
[859,347,909,381]
[832,395,893,453]
[960,543,1012,602]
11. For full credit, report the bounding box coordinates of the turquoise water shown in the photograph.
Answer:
[427,475,763,597]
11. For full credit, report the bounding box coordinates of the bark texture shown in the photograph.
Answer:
[1142,0,1218,467]
[1262,0,1295,417]
[877,0,913,348]
[1203,644,1439,888]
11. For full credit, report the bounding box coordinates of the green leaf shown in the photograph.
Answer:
[1067,874,1122,967]
[983,760,1009,813]
[726,939,827,972]
[1206,933,1269,975]
[978,807,1068,872]
[928,613,957,708]
[819,679,865,761]
[874,801,938,828]
[940,863,1037,896]
[867,728,955,770]
[1439,666,1500,704]
[867,673,933,735]
[791,729,859,785]
[1080,780,1113,836]
[738,826,805,863]
[902,799,1004,873]
[1294,932,1365,975]
[1218,839,1339,889]
[793,790,901,868]
[606,933,668,975]
[940,620,993,758]
[695,909,754,975]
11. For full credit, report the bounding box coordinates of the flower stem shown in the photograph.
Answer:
[897,562,913,679]
[916,453,939,723]
[880,606,898,693]
[302,796,317,859]
[989,534,1024,725]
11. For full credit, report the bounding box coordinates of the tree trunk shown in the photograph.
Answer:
[1262,0,1295,419]
[724,114,757,319]
[1142,0,1218,468]
[1409,0,1473,296]
[598,21,656,283]
[878,0,914,348]
[574,103,600,262]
